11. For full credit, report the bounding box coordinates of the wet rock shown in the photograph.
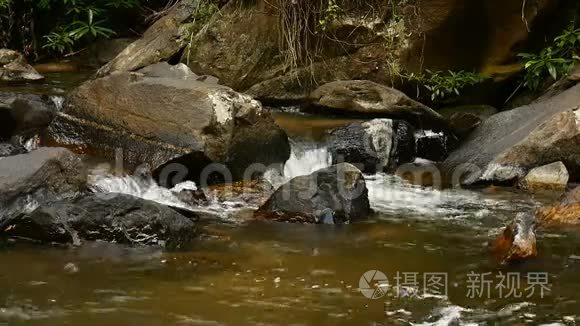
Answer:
[137,62,219,83]
[442,83,580,186]
[0,143,26,157]
[536,186,580,225]
[415,130,453,162]
[328,119,415,174]
[0,194,197,249]
[440,105,497,138]
[255,163,370,224]
[519,162,569,192]
[96,0,199,76]
[48,69,290,186]
[491,212,537,264]
[0,49,44,83]
[0,92,58,139]
[0,148,86,216]
[308,80,445,128]
[205,179,274,208]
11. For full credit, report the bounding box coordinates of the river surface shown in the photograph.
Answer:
[2,73,580,325]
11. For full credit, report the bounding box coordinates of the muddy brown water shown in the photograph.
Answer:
[2,74,580,325]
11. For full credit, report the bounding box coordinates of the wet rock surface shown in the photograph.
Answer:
[0,148,86,216]
[443,83,580,186]
[0,193,197,249]
[0,92,58,139]
[256,163,370,224]
[491,212,537,264]
[0,49,44,83]
[48,65,290,185]
[328,119,415,174]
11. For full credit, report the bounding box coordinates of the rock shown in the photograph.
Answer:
[308,80,444,128]
[96,0,200,76]
[137,62,219,83]
[48,69,290,186]
[519,162,569,192]
[328,119,415,174]
[205,179,274,208]
[0,49,44,83]
[0,143,26,157]
[0,193,197,249]
[491,212,537,264]
[440,105,498,137]
[0,92,58,139]
[536,186,580,225]
[255,163,371,224]
[0,148,86,217]
[415,130,454,162]
[442,83,580,186]
[186,0,560,101]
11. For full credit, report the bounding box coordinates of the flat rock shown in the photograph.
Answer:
[0,49,44,83]
[519,161,569,192]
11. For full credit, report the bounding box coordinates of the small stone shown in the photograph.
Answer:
[63,263,79,274]
[519,161,569,192]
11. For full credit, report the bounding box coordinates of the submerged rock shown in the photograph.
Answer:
[307,80,445,128]
[491,212,537,264]
[0,148,86,217]
[0,49,44,83]
[443,83,580,186]
[328,119,415,174]
[519,162,569,192]
[1,194,197,249]
[255,163,370,224]
[48,66,290,186]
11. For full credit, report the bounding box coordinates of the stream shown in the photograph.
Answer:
[2,74,580,325]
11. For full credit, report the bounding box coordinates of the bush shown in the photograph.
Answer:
[404,70,489,101]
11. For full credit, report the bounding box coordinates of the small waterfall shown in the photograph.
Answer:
[50,95,65,111]
[265,139,332,187]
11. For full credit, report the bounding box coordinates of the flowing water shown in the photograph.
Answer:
[3,75,580,325]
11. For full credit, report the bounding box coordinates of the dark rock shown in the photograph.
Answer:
[1,194,197,249]
[84,38,136,68]
[0,148,86,217]
[96,0,200,76]
[0,49,44,83]
[255,163,370,224]
[205,179,274,208]
[328,119,416,174]
[536,186,580,225]
[307,80,445,128]
[415,130,453,162]
[491,212,537,264]
[0,92,57,139]
[439,105,498,137]
[442,83,580,186]
[48,70,290,186]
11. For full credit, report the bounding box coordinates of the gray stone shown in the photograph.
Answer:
[48,71,290,185]
[255,163,371,224]
[0,49,44,83]
[308,80,445,128]
[519,161,569,192]
[442,83,580,186]
[1,194,197,248]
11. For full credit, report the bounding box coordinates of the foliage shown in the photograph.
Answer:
[518,24,580,90]
[0,0,9,10]
[317,0,341,32]
[404,70,489,101]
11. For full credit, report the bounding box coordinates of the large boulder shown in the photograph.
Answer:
[328,119,416,174]
[0,49,44,83]
[0,194,197,249]
[442,83,580,186]
[48,67,290,185]
[96,0,200,76]
[308,80,445,128]
[0,148,86,217]
[255,163,371,224]
[184,0,564,101]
